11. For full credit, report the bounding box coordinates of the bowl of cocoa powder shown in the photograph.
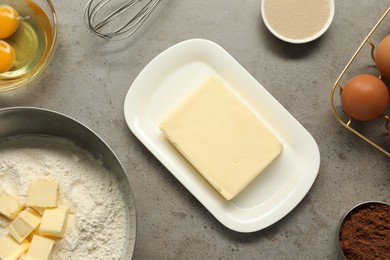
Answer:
[337,201,390,260]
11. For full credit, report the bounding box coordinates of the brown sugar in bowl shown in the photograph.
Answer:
[336,201,390,260]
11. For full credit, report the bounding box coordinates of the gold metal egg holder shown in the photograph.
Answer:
[331,7,390,157]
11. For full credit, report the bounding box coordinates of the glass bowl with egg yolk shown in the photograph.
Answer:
[0,0,57,91]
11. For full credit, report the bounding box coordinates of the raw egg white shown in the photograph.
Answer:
[0,40,15,73]
[0,5,20,39]
[375,35,390,79]
[341,74,389,121]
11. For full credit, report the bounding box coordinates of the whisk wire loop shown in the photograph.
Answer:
[84,0,161,40]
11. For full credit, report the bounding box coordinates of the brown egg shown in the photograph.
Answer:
[341,74,389,121]
[375,35,390,79]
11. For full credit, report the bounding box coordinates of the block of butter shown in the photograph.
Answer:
[39,207,69,238]
[27,180,58,208]
[0,191,25,220]
[26,235,54,260]
[0,233,30,260]
[160,76,282,200]
[8,208,41,243]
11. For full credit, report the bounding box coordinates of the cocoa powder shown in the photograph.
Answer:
[339,202,390,260]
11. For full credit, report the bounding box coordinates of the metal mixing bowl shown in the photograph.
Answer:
[0,107,137,259]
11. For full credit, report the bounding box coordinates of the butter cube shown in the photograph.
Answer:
[39,207,69,238]
[8,208,41,243]
[27,180,58,208]
[26,235,55,260]
[160,77,283,200]
[0,233,30,260]
[0,191,25,219]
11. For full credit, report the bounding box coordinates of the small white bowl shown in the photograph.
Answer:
[261,0,335,44]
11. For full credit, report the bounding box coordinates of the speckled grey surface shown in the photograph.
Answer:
[1,1,389,259]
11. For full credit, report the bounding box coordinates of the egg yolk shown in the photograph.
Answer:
[0,5,20,39]
[0,40,16,73]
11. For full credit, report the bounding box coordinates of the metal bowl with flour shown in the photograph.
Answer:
[0,107,137,259]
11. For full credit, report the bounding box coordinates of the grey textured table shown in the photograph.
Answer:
[1,1,389,259]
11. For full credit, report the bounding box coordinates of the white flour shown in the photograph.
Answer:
[0,136,127,260]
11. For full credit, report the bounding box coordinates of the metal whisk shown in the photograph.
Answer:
[84,0,161,40]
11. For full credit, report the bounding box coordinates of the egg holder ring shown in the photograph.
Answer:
[330,7,390,157]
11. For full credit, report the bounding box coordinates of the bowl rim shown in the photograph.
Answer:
[0,0,58,91]
[261,0,335,44]
[336,200,390,259]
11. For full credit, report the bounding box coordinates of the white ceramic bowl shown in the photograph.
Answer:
[261,0,335,44]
